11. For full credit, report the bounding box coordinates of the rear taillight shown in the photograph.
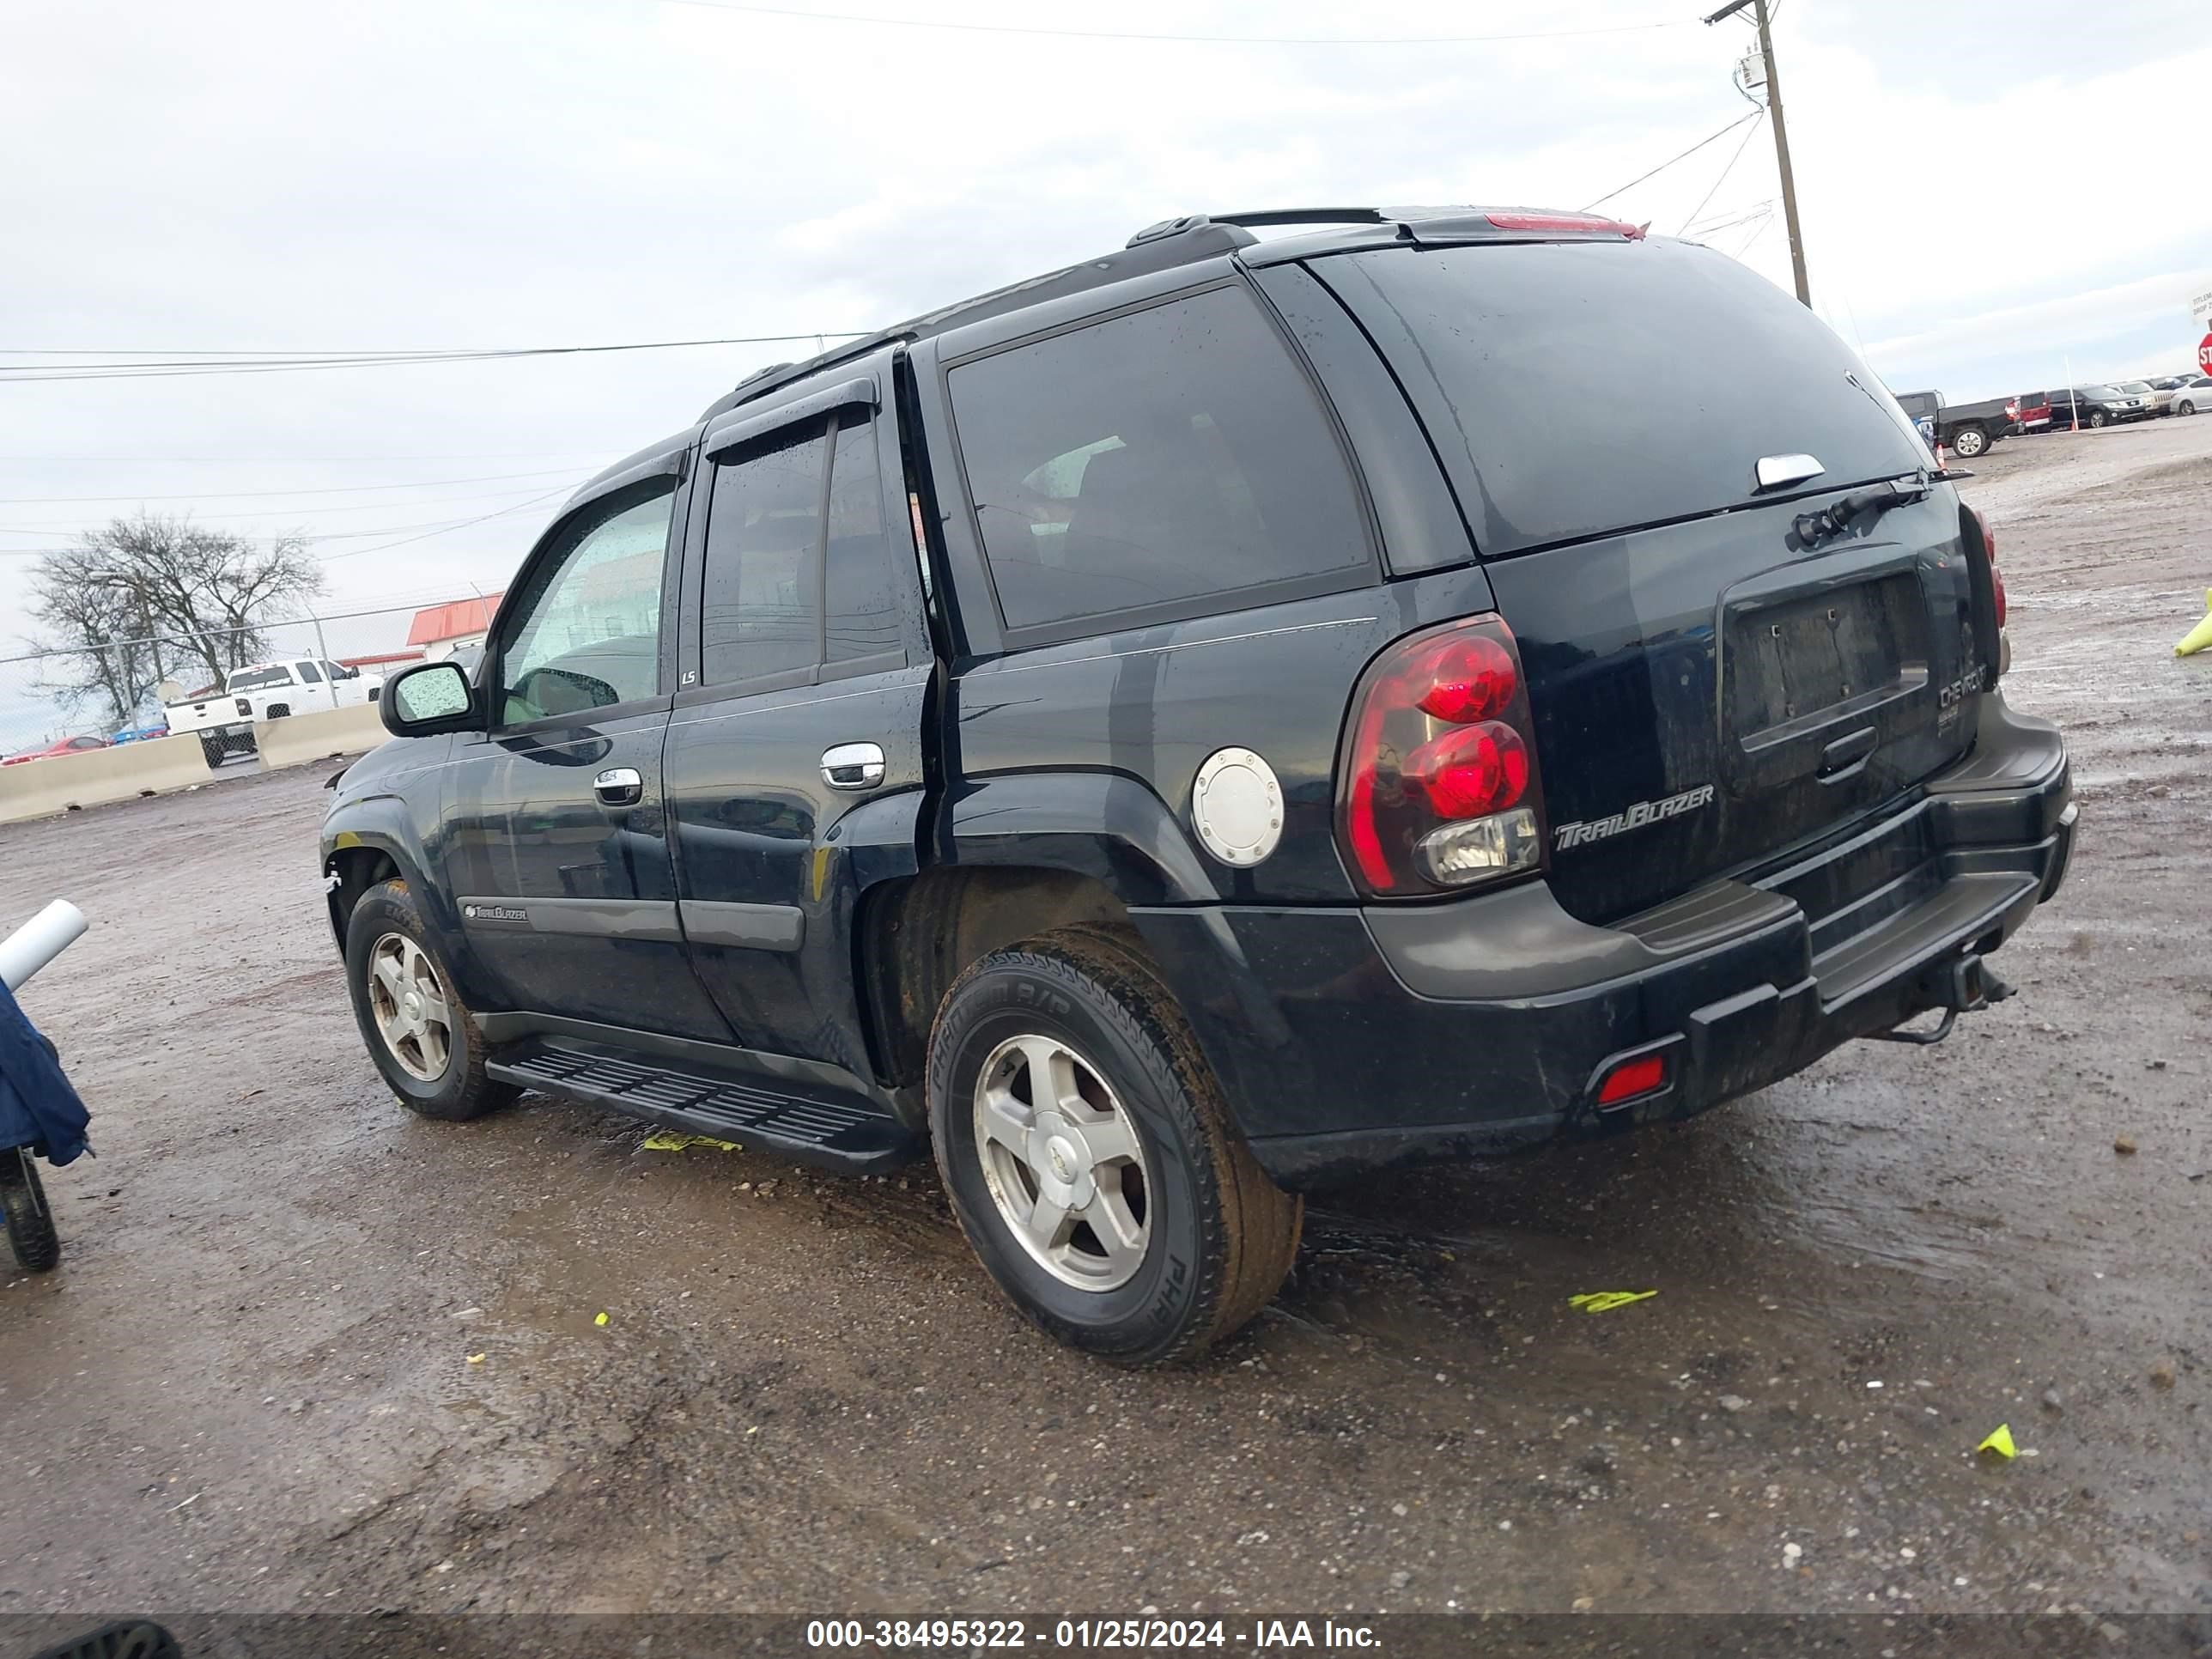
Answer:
[1337,615,1547,896]
[1968,504,2006,629]
[234,697,252,717]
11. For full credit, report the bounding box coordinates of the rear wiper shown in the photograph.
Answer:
[1792,477,1932,548]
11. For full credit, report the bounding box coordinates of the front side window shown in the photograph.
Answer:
[297,660,323,684]
[949,285,1370,635]
[499,483,673,722]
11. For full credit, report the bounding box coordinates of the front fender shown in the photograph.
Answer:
[945,771,1218,906]
[319,794,502,1012]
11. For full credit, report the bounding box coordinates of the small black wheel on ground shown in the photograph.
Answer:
[2087,410,2107,428]
[1,1148,60,1273]
[1949,423,1987,459]
[344,878,516,1121]
[926,927,1302,1367]
[198,734,224,769]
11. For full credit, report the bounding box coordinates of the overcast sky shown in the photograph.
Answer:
[3,0,2208,738]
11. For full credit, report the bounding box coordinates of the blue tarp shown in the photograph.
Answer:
[0,977,89,1166]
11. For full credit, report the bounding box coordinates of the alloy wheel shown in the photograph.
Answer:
[972,1032,1151,1291]
[367,932,454,1082]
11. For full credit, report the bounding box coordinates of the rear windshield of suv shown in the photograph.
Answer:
[1316,240,1928,556]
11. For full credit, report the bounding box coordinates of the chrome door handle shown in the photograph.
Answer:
[821,742,886,791]
[592,766,644,807]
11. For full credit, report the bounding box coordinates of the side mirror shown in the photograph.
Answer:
[380,661,476,737]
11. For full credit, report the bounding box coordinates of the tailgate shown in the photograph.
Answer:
[1309,234,1980,924]
[1485,492,1978,922]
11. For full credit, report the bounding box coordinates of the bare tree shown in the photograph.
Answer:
[24,549,163,731]
[30,514,325,696]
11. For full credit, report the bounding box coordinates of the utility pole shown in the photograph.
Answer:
[1704,0,1809,307]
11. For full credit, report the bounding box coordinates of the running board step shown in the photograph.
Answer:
[487,1043,919,1173]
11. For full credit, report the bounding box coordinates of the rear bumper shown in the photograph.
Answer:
[1135,696,2072,1189]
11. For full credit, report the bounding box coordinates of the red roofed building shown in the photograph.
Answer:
[407,592,504,652]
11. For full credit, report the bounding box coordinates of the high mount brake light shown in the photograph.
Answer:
[1337,615,1547,896]
[1484,212,1644,240]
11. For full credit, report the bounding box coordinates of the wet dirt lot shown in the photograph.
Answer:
[2,418,2208,1636]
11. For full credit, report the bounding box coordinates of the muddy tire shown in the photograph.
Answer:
[927,926,1301,1367]
[1949,422,1988,459]
[2,1148,60,1273]
[344,878,515,1122]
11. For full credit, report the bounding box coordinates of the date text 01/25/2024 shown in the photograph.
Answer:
[804,1618,1381,1650]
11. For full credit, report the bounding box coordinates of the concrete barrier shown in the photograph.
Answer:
[0,733,218,826]
[252,702,388,769]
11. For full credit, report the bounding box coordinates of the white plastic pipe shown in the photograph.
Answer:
[0,900,88,991]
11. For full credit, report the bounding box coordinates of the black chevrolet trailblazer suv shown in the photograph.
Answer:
[323,206,2075,1364]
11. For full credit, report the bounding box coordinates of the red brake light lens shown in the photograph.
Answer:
[1413,633,1516,723]
[1597,1053,1668,1105]
[1337,615,1547,896]
[1407,722,1529,818]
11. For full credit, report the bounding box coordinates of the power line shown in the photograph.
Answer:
[1579,107,1761,212]
[0,331,871,383]
[648,0,1692,47]
[0,489,573,560]
[0,466,589,506]
[1677,108,1765,234]
[0,480,589,531]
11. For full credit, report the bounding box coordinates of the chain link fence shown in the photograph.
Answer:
[0,593,494,759]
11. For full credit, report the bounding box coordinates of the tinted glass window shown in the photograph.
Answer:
[500,484,672,721]
[700,426,828,685]
[297,660,323,683]
[823,417,903,665]
[950,285,1368,633]
[1326,241,1929,556]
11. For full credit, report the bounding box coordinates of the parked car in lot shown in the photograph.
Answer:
[108,723,170,744]
[167,657,383,769]
[2,735,110,767]
[322,204,2073,1364]
[2014,391,2052,432]
[2169,375,2212,416]
[2039,385,2154,428]
[2146,375,2195,415]
[1892,389,2017,459]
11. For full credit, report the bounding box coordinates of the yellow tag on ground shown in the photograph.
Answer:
[1568,1290,1658,1313]
[466,1352,485,1364]
[2178,589,2212,658]
[641,1130,739,1152]
[594,1312,609,1328]
[1977,1424,2016,1459]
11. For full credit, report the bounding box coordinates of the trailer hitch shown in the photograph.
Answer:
[1866,951,2014,1046]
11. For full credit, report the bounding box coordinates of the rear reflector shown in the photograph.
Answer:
[1484,211,1645,240]
[1596,1053,1668,1105]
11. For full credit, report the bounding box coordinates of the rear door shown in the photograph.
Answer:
[441,455,733,1040]
[663,352,933,1083]
[1315,237,1976,924]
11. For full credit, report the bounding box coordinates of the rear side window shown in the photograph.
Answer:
[700,410,908,685]
[949,285,1369,635]
[701,427,829,684]
[1320,241,1929,556]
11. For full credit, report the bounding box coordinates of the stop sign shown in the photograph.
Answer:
[2201,332,2212,375]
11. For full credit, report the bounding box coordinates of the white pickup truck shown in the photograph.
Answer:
[165,658,383,769]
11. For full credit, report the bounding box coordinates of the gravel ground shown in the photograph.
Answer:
[2,417,2208,1637]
